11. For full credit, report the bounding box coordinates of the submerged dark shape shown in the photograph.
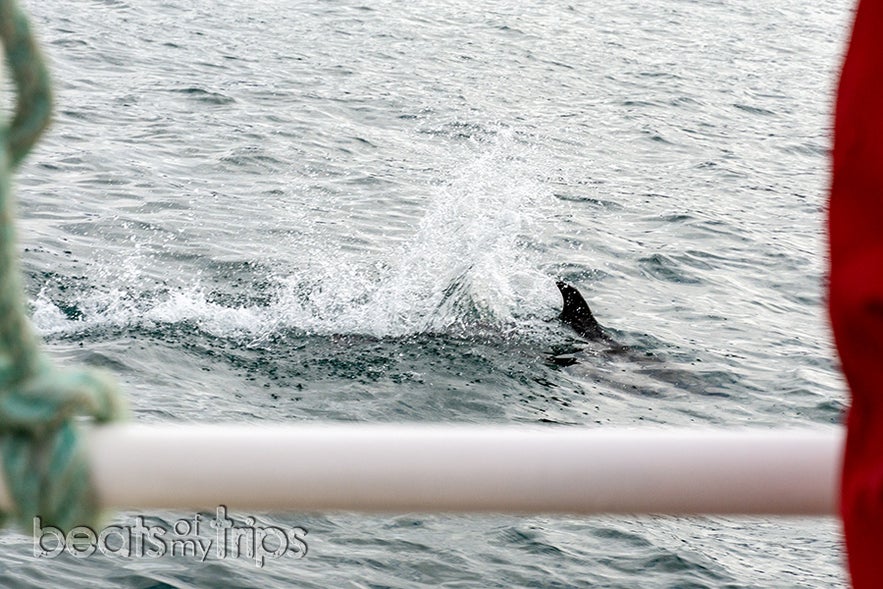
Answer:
[553,282,712,394]
[555,281,609,341]
[549,280,709,394]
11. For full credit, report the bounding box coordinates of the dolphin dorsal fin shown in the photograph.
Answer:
[556,281,606,340]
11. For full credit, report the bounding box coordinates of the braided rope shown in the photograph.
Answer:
[0,0,126,531]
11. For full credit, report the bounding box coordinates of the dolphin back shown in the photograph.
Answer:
[555,281,606,340]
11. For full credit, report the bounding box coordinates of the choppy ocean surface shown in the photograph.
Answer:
[0,0,854,586]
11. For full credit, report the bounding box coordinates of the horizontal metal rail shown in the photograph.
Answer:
[1,425,843,516]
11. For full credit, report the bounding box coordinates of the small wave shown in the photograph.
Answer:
[733,103,776,117]
[637,253,702,285]
[169,86,236,105]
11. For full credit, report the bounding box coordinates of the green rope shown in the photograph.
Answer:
[0,0,125,531]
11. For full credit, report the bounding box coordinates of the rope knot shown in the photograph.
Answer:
[0,0,126,532]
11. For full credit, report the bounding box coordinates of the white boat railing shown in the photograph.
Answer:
[1,424,842,516]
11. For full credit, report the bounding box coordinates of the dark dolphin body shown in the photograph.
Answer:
[553,280,714,395]
[555,281,611,343]
[551,280,627,365]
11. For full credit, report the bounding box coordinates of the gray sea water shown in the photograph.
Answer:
[0,0,854,586]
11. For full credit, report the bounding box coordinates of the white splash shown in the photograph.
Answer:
[31,131,561,340]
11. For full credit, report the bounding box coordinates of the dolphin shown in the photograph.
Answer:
[555,281,610,342]
[554,281,713,394]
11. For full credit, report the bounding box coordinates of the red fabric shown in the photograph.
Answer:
[829,0,883,585]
